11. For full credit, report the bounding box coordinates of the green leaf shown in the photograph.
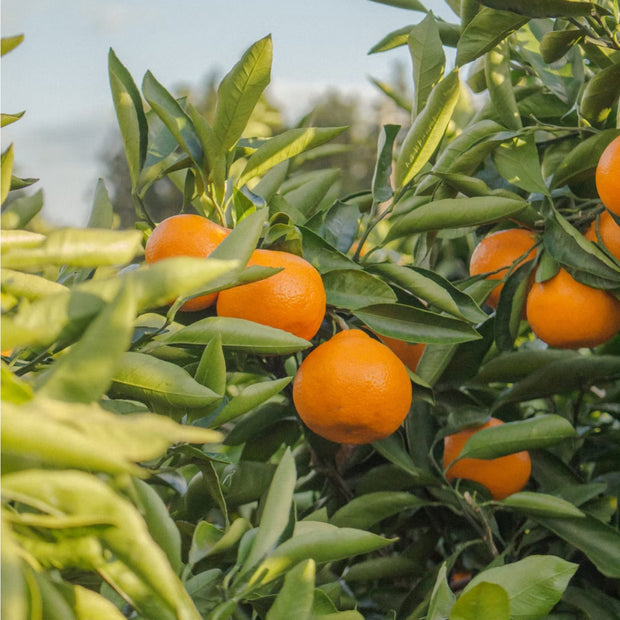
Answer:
[372,124,401,203]
[2,469,203,620]
[1,268,67,301]
[265,559,315,620]
[372,434,438,484]
[324,200,361,253]
[493,134,548,195]
[195,334,226,396]
[133,479,182,575]
[36,285,136,403]
[386,196,528,240]
[1,34,24,56]
[239,126,347,186]
[87,179,115,229]
[1,110,25,127]
[370,263,488,323]
[408,13,445,117]
[323,269,397,310]
[211,377,292,426]
[142,71,203,166]
[427,564,456,620]
[157,316,311,355]
[449,582,510,620]
[369,0,427,9]
[1,228,143,269]
[532,515,620,578]
[457,415,576,460]
[2,257,239,351]
[478,0,605,17]
[0,188,44,229]
[243,449,297,571]
[353,303,481,344]
[213,35,272,151]
[473,349,577,383]
[109,352,222,416]
[1,144,14,205]
[498,355,620,404]
[550,128,620,191]
[395,70,460,188]
[108,49,148,190]
[1,398,221,476]
[498,491,584,518]
[300,228,361,274]
[485,40,521,130]
[562,586,620,620]
[581,62,620,126]
[330,492,428,529]
[284,169,341,219]
[456,8,528,67]
[539,29,583,63]
[249,522,394,587]
[462,555,577,620]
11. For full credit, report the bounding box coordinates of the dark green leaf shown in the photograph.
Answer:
[498,355,620,404]
[539,29,583,63]
[370,263,488,323]
[478,0,605,17]
[581,62,620,126]
[456,8,528,66]
[498,491,584,518]
[532,515,620,578]
[300,227,361,274]
[369,0,427,10]
[372,124,401,203]
[457,415,576,459]
[493,134,548,194]
[473,349,577,383]
[485,40,521,130]
[386,196,528,240]
[323,269,397,310]
[330,492,428,529]
[354,303,481,344]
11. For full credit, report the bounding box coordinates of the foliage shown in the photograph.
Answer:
[2,1,620,618]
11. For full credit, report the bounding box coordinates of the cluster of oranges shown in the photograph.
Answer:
[470,135,620,350]
[144,213,414,447]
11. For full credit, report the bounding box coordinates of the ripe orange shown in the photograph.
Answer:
[584,209,620,261]
[144,214,230,311]
[216,248,326,341]
[526,267,620,349]
[595,135,620,216]
[292,329,412,445]
[376,334,425,372]
[469,228,537,308]
[443,417,531,500]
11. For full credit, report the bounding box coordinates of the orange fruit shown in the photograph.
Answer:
[144,214,230,311]
[292,329,412,444]
[469,228,537,308]
[216,248,326,341]
[526,267,620,349]
[443,417,531,500]
[376,334,425,372]
[595,135,620,216]
[584,209,620,261]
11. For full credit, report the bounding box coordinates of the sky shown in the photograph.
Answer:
[2,0,456,227]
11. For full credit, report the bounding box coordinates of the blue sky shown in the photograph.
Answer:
[2,1,455,226]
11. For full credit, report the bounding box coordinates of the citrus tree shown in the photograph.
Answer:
[2,1,620,619]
